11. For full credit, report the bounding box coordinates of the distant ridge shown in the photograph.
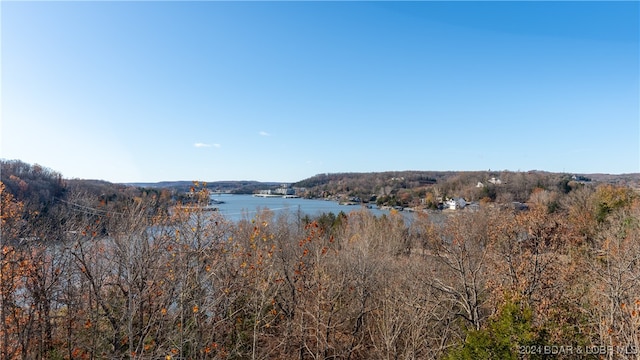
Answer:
[124,171,640,192]
[125,180,282,194]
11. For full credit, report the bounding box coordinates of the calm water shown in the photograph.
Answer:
[209,194,389,222]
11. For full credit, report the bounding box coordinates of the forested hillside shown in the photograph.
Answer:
[127,180,281,194]
[295,170,637,209]
[1,160,174,240]
[1,160,640,359]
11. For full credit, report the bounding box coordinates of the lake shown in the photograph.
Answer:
[209,194,390,222]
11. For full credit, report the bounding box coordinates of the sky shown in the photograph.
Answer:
[2,1,639,183]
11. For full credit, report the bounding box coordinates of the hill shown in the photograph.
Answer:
[126,180,282,194]
[3,158,639,213]
[294,170,640,208]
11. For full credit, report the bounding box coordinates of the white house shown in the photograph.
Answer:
[446,198,467,210]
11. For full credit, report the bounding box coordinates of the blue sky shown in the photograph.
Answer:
[2,1,638,183]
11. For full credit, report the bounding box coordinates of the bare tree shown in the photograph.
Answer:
[587,203,640,359]
[426,210,492,332]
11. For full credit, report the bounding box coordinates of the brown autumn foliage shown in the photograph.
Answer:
[1,162,640,359]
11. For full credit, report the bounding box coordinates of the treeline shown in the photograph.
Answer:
[295,170,606,208]
[1,160,66,216]
[2,167,640,359]
[0,160,176,239]
[295,171,448,199]
[129,181,282,195]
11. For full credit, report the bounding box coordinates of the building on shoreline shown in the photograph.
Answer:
[254,184,299,198]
